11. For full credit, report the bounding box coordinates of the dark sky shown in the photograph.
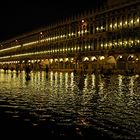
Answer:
[0,0,103,42]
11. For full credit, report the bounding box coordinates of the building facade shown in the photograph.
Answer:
[0,0,140,74]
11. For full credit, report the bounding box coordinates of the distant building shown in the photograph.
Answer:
[0,0,140,73]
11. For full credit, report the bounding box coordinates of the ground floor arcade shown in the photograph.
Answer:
[0,53,140,74]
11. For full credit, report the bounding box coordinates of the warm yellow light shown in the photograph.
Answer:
[110,24,112,28]
[50,59,53,63]
[115,42,117,46]
[101,26,104,30]
[85,29,88,33]
[130,19,133,24]
[114,23,117,27]
[0,45,21,52]
[82,20,84,23]
[119,41,122,45]
[83,57,89,61]
[65,58,68,61]
[119,22,122,25]
[96,27,99,31]
[55,58,58,62]
[81,30,84,34]
[60,58,63,62]
[71,58,74,62]
[109,43,112,46]
[91,56,97,61]
[100,56,105,60]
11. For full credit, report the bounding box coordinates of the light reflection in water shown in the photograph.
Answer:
[91,74,95,89]
[60,72,63,88]
[118,74,123,96]
[0,70,140,139]
[54,72,58,88]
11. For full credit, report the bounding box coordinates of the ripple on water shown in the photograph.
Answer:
[0,71,140,139]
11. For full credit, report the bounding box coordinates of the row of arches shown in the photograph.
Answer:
[47,54,139,64]
[0,54,140,74]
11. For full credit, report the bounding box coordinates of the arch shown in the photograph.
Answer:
[59,58,63,62]
[91,56,97,61]
[127,54,137,61]
[83,57,89,62]
[116,55,124,61]
[99,56,105,60]
[64,58,69,62]
[49,59,53,63]
[54,58,58,62]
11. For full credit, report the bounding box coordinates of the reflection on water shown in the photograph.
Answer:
[0,69,140,139]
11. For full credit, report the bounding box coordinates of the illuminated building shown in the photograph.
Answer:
[0,0,140,73]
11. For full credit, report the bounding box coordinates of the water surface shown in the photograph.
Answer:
[0,70,140,139]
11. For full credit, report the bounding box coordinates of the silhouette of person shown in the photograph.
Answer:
[25,64,31,81]
[45,65,49,79]
[45,65,49,73]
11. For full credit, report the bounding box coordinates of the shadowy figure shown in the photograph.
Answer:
[73,69,77,76]
[10,67,14,77]
[77,72,86,91]
[25,64,31,81]
[45,65,49,79]
[45,65,49,73]
[78,77,85,90]
[15,64,19,77]
[3,65,8,73]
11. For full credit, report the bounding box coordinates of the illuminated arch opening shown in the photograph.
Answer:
[64,58,69,62]
[49,59,53,63]
[59,58,63,62]
[116,55,123,61]
[127,55,137,61]
[91,56,97,61]
[99,56,105,60]
[83,57,89,61]
[55,58,58,62]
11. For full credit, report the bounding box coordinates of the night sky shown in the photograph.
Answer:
[0,0,104,42]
